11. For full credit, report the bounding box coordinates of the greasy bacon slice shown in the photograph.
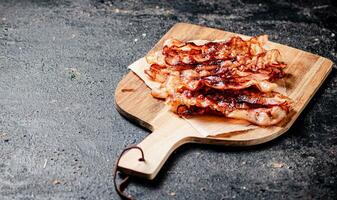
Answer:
[149,66,280,97]
[179,69,280,93]
[167,88,291,126]
[144,35,291,126]
[176,105,287,126]
[146,48,286,93]
[162,36,267,65]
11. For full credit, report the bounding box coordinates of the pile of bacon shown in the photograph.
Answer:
[144,35,291,126]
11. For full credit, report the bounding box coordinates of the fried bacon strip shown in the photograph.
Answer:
[162,36,269,66]
[176,105,287,126]
[144,35,291,126]
[146,47,285,92]
[167,88,290,126]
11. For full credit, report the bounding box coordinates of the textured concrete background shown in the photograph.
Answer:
[0,0,336,199]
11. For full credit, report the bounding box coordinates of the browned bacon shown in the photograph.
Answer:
[162,35,273,66]
[144,35,291,126]
[166,88,291,126]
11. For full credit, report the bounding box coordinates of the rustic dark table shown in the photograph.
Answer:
[0,0,336,199]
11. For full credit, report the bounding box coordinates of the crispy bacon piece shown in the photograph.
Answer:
[168,88,291,126]
[176,105,288,126]
[145,48,285,92]
[162,35,273,66]
[144,35,291,126]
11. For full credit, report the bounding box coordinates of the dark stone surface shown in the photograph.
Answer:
[0,0,336,199]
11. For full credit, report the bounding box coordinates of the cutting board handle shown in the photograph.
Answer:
[117,113,200,180]
[117,130,192,179]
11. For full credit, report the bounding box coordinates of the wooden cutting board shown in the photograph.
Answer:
[115,23,333,180]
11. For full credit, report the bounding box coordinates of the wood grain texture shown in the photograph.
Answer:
[115,23,333,179]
